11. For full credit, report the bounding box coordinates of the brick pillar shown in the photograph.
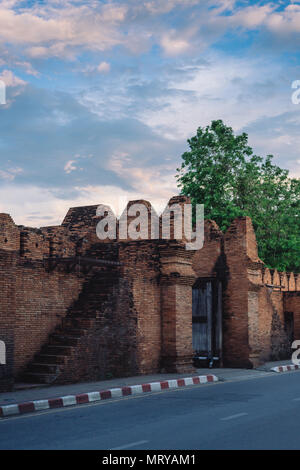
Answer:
[159,242,196,373]
[223,216,263,368]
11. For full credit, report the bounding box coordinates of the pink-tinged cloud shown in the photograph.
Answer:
[0,2,128,58]
[64,160,77,174]
[0,69,26,87]
[160,33,191,56]
[230,4,275,28]
[97,62,111,74]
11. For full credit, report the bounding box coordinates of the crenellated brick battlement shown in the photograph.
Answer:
[0,196,299,391]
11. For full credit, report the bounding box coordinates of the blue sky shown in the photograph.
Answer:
[0,0,300,225]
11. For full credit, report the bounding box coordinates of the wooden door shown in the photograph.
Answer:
[192,279,222,367]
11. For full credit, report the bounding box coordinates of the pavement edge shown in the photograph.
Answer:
[0,374,218,418]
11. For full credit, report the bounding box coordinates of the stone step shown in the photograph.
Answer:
[27,363,61,374]
[34,354,67,365]
[74,302,108,307]
[74,299,107,305]
[20,272,115,384]
[91,286,112,290]
[77,293,111,299]
[41,345,75,356]
[54,327,87,337]
[49,334,81,346]
[21,372,58,384]
[14,382,49,391]
[72,303,106,311]
[62,317,95,329]
[69,307,98,314]
[66,312,102,319]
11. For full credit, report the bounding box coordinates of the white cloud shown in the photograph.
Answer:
[64,160,77,174]
[230,4,274,29]
[227,2,300,38]
[2,0,300,64]
[0,0,299,227]
[107,151,178,205]
[265,4,300,34]
[144,0,199,15]
[160,32,191,56]
[15,60,39,77]
[0,0,277,64]
[0,69,26,87]
[135,54,292,140]
[0,181,177,227]
[0,1,128,58]
[0,167,23,181]
[97,61,110,73]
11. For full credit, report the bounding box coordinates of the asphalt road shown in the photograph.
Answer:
[1,371,300,450]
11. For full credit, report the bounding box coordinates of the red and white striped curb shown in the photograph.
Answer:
[270,364,300,373]
[0,374,218,418]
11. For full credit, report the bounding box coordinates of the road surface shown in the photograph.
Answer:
[1,371,300,450]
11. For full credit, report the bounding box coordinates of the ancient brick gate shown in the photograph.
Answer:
[192,278,222,367]
[1,198,300,392]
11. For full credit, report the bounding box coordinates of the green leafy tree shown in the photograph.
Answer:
[176,120,300,272]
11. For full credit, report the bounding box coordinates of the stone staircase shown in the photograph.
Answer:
[20,268,119,385]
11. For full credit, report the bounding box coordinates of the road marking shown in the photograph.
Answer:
[220,412,248,421]
[293,398,300,401]
[111,440,149,450]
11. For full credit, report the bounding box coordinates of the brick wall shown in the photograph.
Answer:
[119,241,161,374]
[284,292,300,340]
[0,196,299,390]
[0,249,17,391]
[14,261,83,376]
[47,267,139,384]
[159,241,195,373]
[0,214,90,389]
[222,218,253,367]
[192,215,299,367]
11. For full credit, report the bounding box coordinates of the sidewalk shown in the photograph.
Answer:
[256,359,294,371]
[0,372,213,406]
[0,359,296,407]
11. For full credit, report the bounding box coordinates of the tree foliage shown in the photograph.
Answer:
[176,120,300,273]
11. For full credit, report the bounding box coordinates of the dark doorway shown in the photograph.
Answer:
[284,311,294,346]
[192,278,222,368]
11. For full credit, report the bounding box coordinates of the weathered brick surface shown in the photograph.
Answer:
[222,218,253,367]
[0,249,17,391]
[192,215,299,368]
[0,214,20,251]
[119,241,161,374]
[42,269,138,384]
[284,292,300,341]
[0,197,299,389]
[159,242,196,373]
[192,220,224,279]
[14,262,83,377]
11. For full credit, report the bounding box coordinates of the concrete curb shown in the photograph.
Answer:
[0,374,218,418]
[270,364,300,373]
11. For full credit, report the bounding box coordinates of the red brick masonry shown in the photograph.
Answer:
[0,195,299,391]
